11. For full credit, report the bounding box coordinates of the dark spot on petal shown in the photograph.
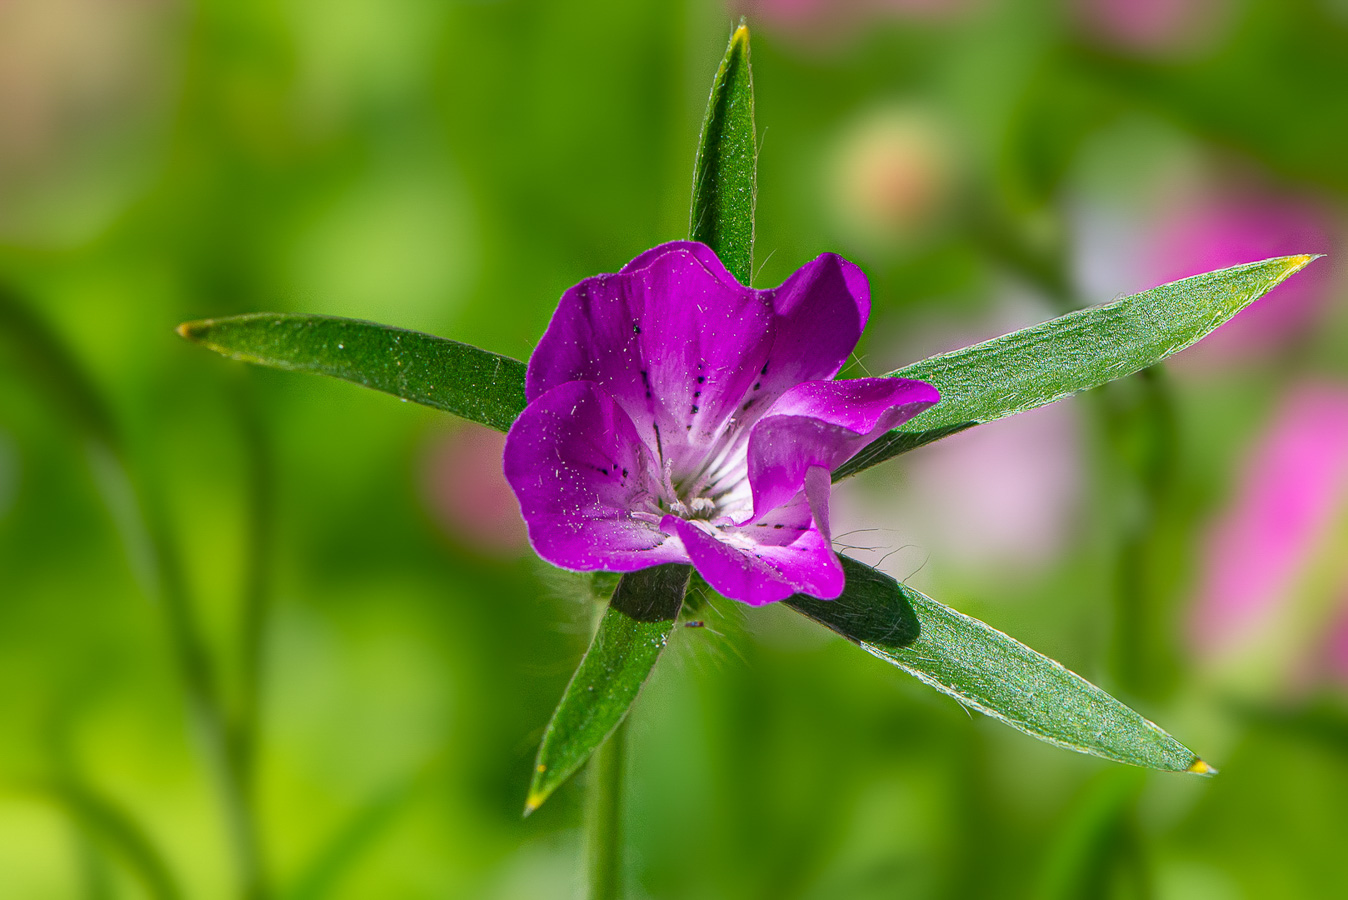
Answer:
[599,468,609,475]
[622,468,628,478]
[633,323,641,334]
[774,524,785,529]
[760,363,769,375]
[752,382,761,391]
[693,390,701,398]
[696,375,706,384]
[691,404,700,414]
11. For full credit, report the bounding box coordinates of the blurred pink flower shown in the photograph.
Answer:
[1190,384,1348,657]
[1142,187,1337,367]
[828,105,958,253]
[1073,0,1231,56]
[0,0,179,240]
[422,427,529,557]
[1326,603,1348,683]
[0,0,174,164]
[890,401,1083,572]
[734,0,976,43]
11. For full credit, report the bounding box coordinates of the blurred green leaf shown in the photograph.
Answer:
[42,779,183,900]
[284,759,441,900]
[2,285,268,894]
[1227,696,1348,758]
[787,558,1212,773]
[1035,769,1147,900]
[178,314,528,432]
[690,22,756,285]
[525,564,691,814]
[836,255,1319,479]
[0,284,118,451]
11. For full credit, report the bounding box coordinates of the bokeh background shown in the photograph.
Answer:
[3,0,1348,897]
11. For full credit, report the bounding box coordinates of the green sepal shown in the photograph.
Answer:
[837,255,1319,479]
[177,313,527,432]
[787,558,1213,774]
[525,564,692,814]
[689,21,756,285]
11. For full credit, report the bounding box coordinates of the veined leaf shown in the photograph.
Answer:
[787,558,1212,774]
[525,564,691,814]
[178,314,527,432]
[690,22,756,285]
[836,255,1319,479]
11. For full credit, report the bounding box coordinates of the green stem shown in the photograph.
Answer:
[1108,365,1178,695]
[586,720,626,900]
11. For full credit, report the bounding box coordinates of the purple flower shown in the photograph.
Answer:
[503,241,938,605]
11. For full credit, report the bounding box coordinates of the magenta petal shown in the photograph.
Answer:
[621,240,740,284]
[525,244,879,479]
[503,380,688,572]
[746,377,940,519]
[757,252,873,395]
[662,493,844,605]
[804,464,833,542]
[526,242,773,464]
[510,243,921,606]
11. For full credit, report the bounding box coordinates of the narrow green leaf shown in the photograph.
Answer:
[836,255,1319,479]
[787,558,1213,773]
[178,313,528,432]
[689,21,756,284]
[525,564,691,814]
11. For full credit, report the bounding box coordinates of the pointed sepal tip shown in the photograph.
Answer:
[1186,758,1217,776]
[176,319,210,341]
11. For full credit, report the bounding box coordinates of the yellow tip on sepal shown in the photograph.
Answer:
[522,792,545,818]
[176,319,210,341]
[1283,253,1324,277]
[1186,758,1217,776]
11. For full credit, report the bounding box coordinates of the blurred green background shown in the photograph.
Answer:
[3,0,1348,897]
